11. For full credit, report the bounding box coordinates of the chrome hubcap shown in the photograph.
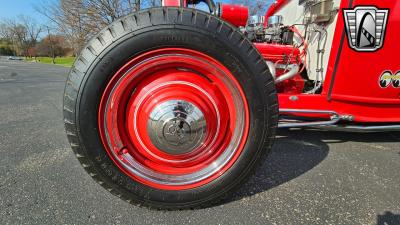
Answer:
[147,100,207,155]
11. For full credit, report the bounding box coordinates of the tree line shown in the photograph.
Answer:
[0,0,269,60]
[0,0,159,60]
[0,16,44,57]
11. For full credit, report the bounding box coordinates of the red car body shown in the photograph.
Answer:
[164,0,400,126]
[270,0,400,123]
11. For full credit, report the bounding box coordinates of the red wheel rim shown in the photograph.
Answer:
[98,48,249,190]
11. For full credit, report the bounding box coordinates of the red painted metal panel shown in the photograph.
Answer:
[220,4,249,27]
[254,43,300,63]
[327,0,400,102]
[277,0,400,123]
[279,93,400,122]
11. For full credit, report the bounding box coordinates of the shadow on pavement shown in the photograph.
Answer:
[377,211,400,225]
[224,129,400,203]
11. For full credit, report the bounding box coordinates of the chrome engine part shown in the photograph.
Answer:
[245,15,266,42]
[267,15,283,27]
[239,0,335,91]
[244,14,294,45]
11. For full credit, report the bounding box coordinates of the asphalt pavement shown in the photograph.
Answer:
[0,57,399,225]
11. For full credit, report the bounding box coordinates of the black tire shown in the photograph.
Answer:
[63,7,278,210]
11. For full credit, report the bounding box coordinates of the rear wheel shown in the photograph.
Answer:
[64,7,278,209]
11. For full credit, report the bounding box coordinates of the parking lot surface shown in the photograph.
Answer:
[0,58,399,224]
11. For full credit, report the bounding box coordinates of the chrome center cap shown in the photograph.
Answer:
[147,100,206,155]
[163,118,191,144]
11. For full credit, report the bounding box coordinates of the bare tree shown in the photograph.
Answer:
[84,0,159,25]
[87,0,133,24]
[36,0,88,56]
[20,16,42,58]
[0,23,9,39]
[0,22,14,55]
[35,0,155,55]
[0,16,43,57]
[0,19,28,56]
[46,26,56,64]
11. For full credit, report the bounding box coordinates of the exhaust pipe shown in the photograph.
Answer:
[275,64,300,83]
[266,61,300,83]
[266,61,276,79]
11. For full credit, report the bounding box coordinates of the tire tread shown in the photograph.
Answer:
[63,7,278,210]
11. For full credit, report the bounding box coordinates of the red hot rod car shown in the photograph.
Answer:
[63,0,400,209]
